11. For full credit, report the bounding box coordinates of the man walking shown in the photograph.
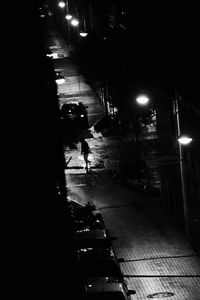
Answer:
[80,138,91,170]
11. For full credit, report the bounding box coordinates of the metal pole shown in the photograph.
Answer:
[174,91,189,240]
[135,115,141,182]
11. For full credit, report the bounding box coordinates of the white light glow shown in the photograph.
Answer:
[56,78,65,84]
[71,19,79,26]
[46,53,59,59]
[77,228,90,233]
[178,135,193,145]
[136,95,149,105]
[65,14,72,20]
[58,1,65,8]
[80,32,88,37]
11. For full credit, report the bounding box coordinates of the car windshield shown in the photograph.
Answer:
[89,221,104,230]
[76,237,111,248]
[85,292,126,300]
[62,104,78,111]
[79,260,122,277]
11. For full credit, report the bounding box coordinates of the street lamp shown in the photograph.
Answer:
[79,19,88,37]
[134,94,150,182]
[70,18,79,26]
[65,14,72,20]
[80,31,88,37]
[58,1,66,8]
[178,135,193,145]
[136,94,149,106]
[174,94,193,240]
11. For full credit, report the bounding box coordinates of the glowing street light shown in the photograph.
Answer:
[178,135,193,145]
[136,94,149,106]
[134,94,150,182]
[70,18,79,26]
[79,20,88,37]
[58,1,66,8]
[65,14,72,20]
[79,32,88,37]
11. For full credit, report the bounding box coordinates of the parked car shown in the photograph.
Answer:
[76,244,116,260]
[72,218,107,238]
[77,249,124,280]
[83,277,136,300]
[60,102,88,128]
[72,217,110,249]
[68,199,104,223]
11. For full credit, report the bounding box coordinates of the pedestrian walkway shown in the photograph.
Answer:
[91,182,200,299]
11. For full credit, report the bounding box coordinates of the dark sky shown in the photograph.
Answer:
[118,3,200,100]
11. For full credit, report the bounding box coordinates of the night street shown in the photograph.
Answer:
[12,2,199,299]
[42,8,200,298]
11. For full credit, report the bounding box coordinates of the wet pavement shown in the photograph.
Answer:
[43,21,200,299]
[64,132,200,299]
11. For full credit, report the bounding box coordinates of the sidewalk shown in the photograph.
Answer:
[95,181,200,299]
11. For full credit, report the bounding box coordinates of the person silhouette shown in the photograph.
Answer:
[80,138,91,170]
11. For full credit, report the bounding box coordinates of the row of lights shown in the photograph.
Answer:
[58,1,88,37]
[58,2,193,146]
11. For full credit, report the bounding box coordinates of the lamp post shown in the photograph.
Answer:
[135,95,150,182]
[154,89,192,240]
[174,93,192,240]
[79,19,88,37]
[136,89,192,240]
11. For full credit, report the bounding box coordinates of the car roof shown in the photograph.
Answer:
[78,257,123,278]
[62,102,79,106]
[78,254,118,264]
[75,228,107,240]
[86,277,121,284]
[68,199,101,215]
[85,280,126,294]
[77,246,115,258]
